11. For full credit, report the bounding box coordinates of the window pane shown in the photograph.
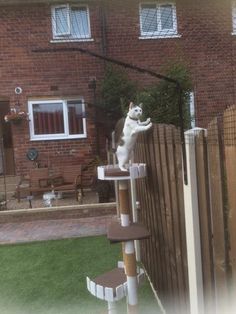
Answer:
[55,6,69,35]
[32,103,64,135]
[233,7,236,32]
[67,101,84,135]
[160,5,173,30]
[141,4,158,33]
[71,7,89,38]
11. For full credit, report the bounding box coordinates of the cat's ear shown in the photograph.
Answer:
[139,103,143,109]
[129,102,134,110]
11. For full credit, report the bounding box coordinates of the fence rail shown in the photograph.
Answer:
[135,105,236,313]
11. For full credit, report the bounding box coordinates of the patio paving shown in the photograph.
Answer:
[0,215,116,245]
[0,189,117,244]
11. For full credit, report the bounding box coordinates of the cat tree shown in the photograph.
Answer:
[87,163,150,314]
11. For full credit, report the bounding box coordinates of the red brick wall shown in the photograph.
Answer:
[0,0,235,175]
[0,2,107,177]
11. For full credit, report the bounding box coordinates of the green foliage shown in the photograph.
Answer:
[100,65,137,120]
[137,63,193,128]
[99,63,192,128]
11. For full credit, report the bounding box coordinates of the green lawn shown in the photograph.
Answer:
[0,236,160,314]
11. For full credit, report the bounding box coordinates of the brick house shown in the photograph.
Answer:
[0,0,235,176]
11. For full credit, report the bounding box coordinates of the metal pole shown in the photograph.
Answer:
[0,137,7,209]
[177,84,188,185]
[130,155,140,262]
[108,301,118,314]
[112,131,119,217]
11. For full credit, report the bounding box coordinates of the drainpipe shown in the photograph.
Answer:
[100,0,107,57]
[0,136,7,209]
[88,78,99,156]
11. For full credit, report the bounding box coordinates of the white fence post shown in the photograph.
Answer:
[183,128,204,314]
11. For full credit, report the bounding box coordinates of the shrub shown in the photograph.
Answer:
[100,65,137,121]
[99,63,192,129]
[137,63,193,129]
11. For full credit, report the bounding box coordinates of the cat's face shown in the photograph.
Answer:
[128,103,142,119]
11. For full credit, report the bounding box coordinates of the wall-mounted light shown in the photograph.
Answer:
[15,87,23,95]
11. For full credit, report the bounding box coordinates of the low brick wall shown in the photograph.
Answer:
[0,202,117,224]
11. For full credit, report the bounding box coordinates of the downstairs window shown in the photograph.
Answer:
[28,99,87,140]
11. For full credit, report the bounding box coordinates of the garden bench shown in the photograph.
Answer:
[52,164,83,203]
[16,167,51,202]
[16,165,83,203]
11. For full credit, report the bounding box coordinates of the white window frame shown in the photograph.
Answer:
[51,4,92,41]
[232,1,236,35]
[28,98,87,141]
[139,2,179,39]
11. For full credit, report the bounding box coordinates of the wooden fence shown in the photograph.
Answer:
[135,105,236,314]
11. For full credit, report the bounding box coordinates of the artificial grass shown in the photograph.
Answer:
[0,236,160,314]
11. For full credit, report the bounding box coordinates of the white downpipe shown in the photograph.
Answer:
[183,128,204,314]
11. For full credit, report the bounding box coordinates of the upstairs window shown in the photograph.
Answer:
[28,99,87,141]
[51,4,91,40]
[140,2,178,38]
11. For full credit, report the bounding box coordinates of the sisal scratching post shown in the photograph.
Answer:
[119,180,138,313]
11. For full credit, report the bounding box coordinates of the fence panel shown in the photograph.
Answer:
[135,124,189,313]
[207,118,229,305]
[152,125,171,301]
[166,125,188,312]
[134,108,236,313]
[224,107,236,292]
[159,125,177,302]
[195,129,215,311]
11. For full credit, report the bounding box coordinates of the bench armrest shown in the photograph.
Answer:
[75,174,82,186]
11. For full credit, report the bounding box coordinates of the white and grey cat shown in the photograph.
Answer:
[116,102,152,171]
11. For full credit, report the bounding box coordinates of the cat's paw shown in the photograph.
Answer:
[146,118,151,124]
[119,166,128,171]
[146,122,153,129]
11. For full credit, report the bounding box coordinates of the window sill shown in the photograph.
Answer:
[139,34,182,40]
[50,38,94,43]
[30,134,87,141]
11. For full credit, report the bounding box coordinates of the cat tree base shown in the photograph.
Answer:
[86,262,145,313]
